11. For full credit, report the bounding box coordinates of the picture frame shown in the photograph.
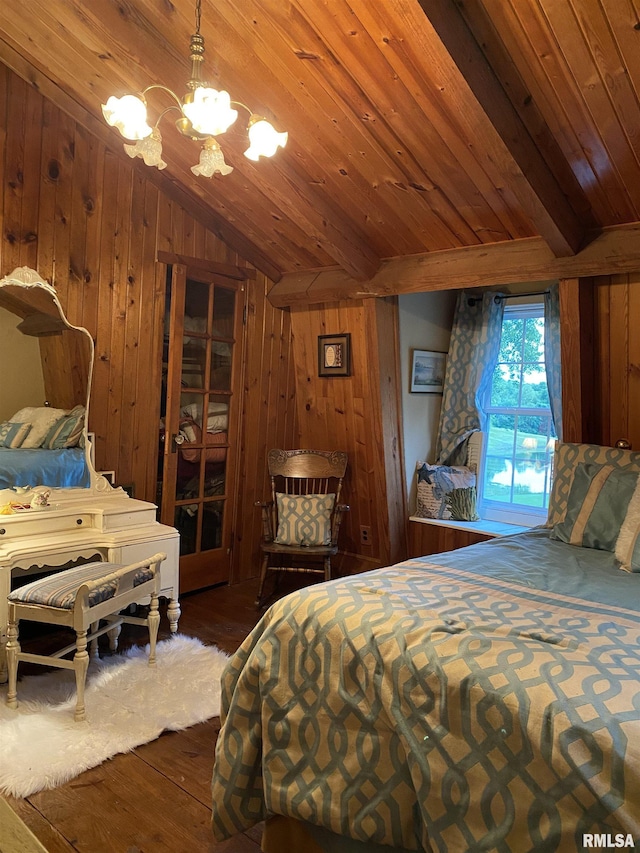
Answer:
[410,349,446,393]
[318,333,351,377]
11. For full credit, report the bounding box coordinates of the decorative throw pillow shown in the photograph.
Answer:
[415,463,479,521]
[551,463,640,557]
[0,421,32,448]
[546,441,640,527]
[10,406,68,448]
[43,412,85,449]
[274,493,335,546]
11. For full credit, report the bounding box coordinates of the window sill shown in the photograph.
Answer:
[409,515,532,538]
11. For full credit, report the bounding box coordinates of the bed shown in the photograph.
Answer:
[210,443,640,852]
[0,447,90,490]
[0,406,89,493]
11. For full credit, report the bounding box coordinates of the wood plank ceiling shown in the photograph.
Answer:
[1,0,639,294]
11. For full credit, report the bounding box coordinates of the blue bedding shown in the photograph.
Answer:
[0,447,90,489]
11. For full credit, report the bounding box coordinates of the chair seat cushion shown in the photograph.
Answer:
[8,561,153,610]
[274,493,336,546]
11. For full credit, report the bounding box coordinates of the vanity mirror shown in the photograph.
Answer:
[0,266,93,501]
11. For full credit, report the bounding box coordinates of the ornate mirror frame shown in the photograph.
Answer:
[0,266,114,506]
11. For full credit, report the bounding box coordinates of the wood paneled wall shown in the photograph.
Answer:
[232,272,298,582]
[560,271,640,452]
[592,272,640,451]
[289,297,407,573]
[0,63,297,584]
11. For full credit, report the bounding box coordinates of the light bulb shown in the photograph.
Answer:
[102,95,153,140]
[244,117,288,161]
[183,88,238,136]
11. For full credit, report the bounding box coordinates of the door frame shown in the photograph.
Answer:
[159,258,247,592]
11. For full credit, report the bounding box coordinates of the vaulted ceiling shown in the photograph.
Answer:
[1,0,640,302]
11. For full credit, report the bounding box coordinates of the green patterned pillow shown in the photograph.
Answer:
[0,421,31,448]
[551,463,640,555]
[274,493,336,546]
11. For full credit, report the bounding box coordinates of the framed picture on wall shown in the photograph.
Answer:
[410,349,446,393]
[318,334,351,377]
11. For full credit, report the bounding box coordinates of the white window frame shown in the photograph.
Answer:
[478,301,555,527]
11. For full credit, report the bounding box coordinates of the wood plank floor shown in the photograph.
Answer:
[1,576,284,853]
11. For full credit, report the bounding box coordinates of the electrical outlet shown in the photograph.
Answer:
[360,525,372,545]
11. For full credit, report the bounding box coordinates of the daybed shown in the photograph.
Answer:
[210,442,640,852]
[0,405,89,492]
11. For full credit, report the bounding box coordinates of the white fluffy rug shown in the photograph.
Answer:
[0,634,230,798]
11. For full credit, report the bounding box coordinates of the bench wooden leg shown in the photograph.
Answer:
[167,598,181,633]
[73,628,90,722]
[107,623,121,652]
[148,593,160,667]
[90,620,100,660]
[5,612,19,710]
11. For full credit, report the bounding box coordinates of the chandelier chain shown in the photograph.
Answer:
[195,0,201,35]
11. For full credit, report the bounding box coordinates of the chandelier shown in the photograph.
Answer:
[101,0,287,178]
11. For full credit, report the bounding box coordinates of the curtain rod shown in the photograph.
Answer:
[467,288,550,306]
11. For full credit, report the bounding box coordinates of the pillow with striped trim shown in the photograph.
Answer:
[42,412,85,449]
[0,421,31,448]
[551,463,640,558]
[615,484,640,572]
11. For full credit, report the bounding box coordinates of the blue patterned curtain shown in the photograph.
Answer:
[436,290,504,465]
[544,283,563,441]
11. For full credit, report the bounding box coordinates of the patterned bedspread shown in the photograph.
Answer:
[211,532,640,852]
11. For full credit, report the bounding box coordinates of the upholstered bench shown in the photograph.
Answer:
[5,552,166,722]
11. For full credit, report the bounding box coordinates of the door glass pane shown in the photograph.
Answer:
[176,504,199,555]
[210,286,235,392]
[205,459,226,497]
[212,285,235,337]
[182,336,206,389]
[184,278,209,390]
[202,500,224,550]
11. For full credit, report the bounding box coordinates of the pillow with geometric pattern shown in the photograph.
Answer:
[274,493,336,546]
[0,421,32,448]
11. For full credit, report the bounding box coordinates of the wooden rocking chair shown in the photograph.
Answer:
[256,449,349,608]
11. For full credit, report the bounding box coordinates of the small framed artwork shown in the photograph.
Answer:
[410,349,446,393]
[318,333,351,377]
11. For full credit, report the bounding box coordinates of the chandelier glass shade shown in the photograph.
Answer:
[101,0,287,177]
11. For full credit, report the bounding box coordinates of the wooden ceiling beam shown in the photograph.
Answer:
[415,0,586,258]
[268,222,640,307]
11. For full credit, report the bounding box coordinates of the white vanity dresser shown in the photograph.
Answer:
[0,267,179,681]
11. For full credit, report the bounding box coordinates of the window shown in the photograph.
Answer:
[479,301,556,526]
